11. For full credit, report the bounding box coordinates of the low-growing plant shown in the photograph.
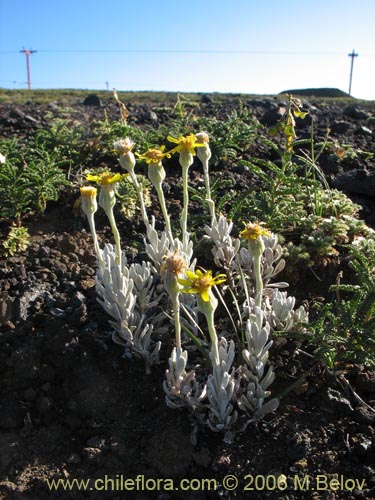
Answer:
[0,136,70,223]
[77,130,310,441]
[2,226,30,256]
[312,244,375,367]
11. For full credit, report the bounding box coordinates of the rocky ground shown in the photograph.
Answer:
[0,92,375,500]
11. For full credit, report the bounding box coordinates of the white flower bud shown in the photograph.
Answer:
[80,186,98,217]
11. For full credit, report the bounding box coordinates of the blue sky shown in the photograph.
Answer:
[1,0,374,99]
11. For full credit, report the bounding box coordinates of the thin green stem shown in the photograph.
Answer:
[87,213,105,269]
[106,207,122,267]
[181,163,189,246]
[171,292,181,351]
[202,158,217,226]
[250,241,263,309]
[129,170,151,234]
[155,182,173,243]
[205,306,220,367]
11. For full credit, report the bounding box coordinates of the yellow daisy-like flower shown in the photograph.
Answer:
[136,145,171,165]
[239,222,271,241]
[86,171,124,185]
[178,269,226,302]
[167,133,205,156]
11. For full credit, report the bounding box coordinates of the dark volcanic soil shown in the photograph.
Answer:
[0,93,375,500]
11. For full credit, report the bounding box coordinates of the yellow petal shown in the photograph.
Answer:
[177,278,192,286]
[200,289,210,302]
[186,270,198,280]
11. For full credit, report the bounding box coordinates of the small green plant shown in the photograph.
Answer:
[312,244,375,367]
[0,138,70,223]
[2,226,30,256]
[116,174,152,219]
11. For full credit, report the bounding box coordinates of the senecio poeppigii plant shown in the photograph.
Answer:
[79,132,309,442]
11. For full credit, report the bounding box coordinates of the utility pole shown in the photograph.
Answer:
[348,49,358,96]
[20,48,37,89]
[105,81,109,91]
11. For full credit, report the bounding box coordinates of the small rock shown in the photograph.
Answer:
[343,105,369,120]
[86,435,106,449]
[49,307,66,319]
[83,94,102,106]
[330,120,351,134]
[260,106,286,126]
[294,458,308,469]
[353,406,375,425]
[142,110,158,122]
[356,125,373,136]
[354,438,372,457]
[82,447,102,463]
[201,94,213,104]
[71,291,87,307]
[333,170,375,197]
[67,452,81,464]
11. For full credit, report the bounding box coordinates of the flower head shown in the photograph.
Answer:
[113,138,135,156]
[80,186,98,216]
[136,146,171,165]
[195,131,210,144]
[0,152,6,164]
[86,171,124,185]
[167,134,205,156]
[80,186,97,198]
[178,269,226,302]
[160,250,186,278]
[240,222,271,241]
[195,131,211,164]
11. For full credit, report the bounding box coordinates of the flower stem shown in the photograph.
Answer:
[155,183,173,243]
[249,240,264,309]
[181,163,189,247]
[202,158,217,227]
[204,303,220,367]
[87,213,104,269]
[171,292,181,351]
[129,171,151,234]
[106,207,122,267]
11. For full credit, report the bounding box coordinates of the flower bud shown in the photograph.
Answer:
[119,151,136,172]
[99,184,116,212]
[114,138,136,173]
[196,131,212,163]
[148,162,166,187]
[80,186,98,217]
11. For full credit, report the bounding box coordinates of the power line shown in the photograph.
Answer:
[1,48,373,56]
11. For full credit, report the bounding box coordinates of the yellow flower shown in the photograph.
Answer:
[239,222,271,241]
[80,186,97,198]
[178,269,226,302]
[86,171,124,185]
[136,145,171,165]
[167,133,205,156]
[80,186,98,216]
